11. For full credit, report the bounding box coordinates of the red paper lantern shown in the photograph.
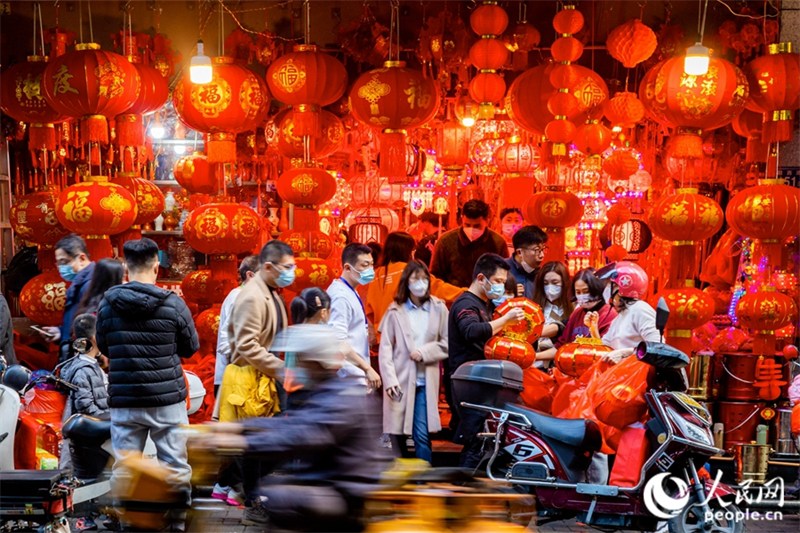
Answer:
[484,335,536,370]
[172,57,269,162]
[56,175,138,258]
[552,6,584,35]
[573,121,612,155]
[281,230,335,260]
[606,203,632,226]
[544,118,576,144]
[276,167,337,207]
[174,153,220,195]
[648,189,723,242]
[113,174,166,228]
[181,267,235,308]
[656,286,715,354]
[551,37,584,63]
[194,305,222,354]
[603,150,639,181]
[116,62,169,147]
[266,44,347,136]
[183,202,261,255]
[607,219,653,255]
[437,119,471,170]
[494,139,541,175]
[10,187,70,245]
[555,337,612,377]
[603,91,645,129]
[42,43,140,145]
[639,57,749,158]
[493,297,545,345]
[469,38,509,70]
[547,91,582,118]
[725,181,800,242]
[349,61,440,178]
[271,108,344,160]
[745,42,800,143]
[470,3,509,36]
[525,190,584,228]
[737,289,797,354]
[468,71,506,116]
[293,257,339,291]
[606,19,657,69]
[19,271,69,326]
[509,22,541,52]
[0,56,66,150]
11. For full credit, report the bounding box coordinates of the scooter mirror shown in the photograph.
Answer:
[655,297,670,336]
[635,341,689,369]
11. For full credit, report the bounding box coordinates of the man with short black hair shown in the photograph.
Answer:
[430,199,508,288]
[506,225,549,299]
[446,253,524,467]
[41,234,95,364]
[413,211,447,267]
[95,238,199,517]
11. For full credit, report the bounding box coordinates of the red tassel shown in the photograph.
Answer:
[207,133,236,163]
[291,105,321,137]
[293,207,319,232]
[542,227,565,264]
[37,245,57,272]
[80,115,109,145]
[762,116,794,144]
[668,243,699,289]
[29,124,56,151]
[666,131,703,159]
[84,236,114,260]
[379,131,407,180]
[745,138,769,163]
[115,113,145,147]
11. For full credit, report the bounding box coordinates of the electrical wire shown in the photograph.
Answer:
[716,0,779,19]
[221,2,304,42]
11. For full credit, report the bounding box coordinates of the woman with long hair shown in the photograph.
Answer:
[74,258,125,317]
[378,261,448,463]
[531,261,574,368]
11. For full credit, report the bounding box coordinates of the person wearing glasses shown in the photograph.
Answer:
[504,225,548,300]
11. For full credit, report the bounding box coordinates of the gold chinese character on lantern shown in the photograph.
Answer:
[272,58,306,93]
[52,64,78,95]
[291,173,320,197]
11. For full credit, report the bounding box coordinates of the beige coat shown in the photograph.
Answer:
[378,297,448,435]
[229,273,286,378]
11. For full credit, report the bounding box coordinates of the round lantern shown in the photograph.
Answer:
[174,153,220,195]
[468,72,507,118]
[349,61,440,178]
[552,6,584,35]
[19,271,69,326]
[639,57,749,158]
[344,206,402,234]
[573,121,612,155]
[469,38,509,70]
[649,189,723,242]
[606,19,657,69]
[181,267,235,308]
[0,56,66,150]
[484,335,536,369]
[183,202,261,255]
[524,190,584,228]
[172,56,269,162]
[493,138,541,176]
[56,175,138,259]
[281,230,335,260]
[10,187,70,245]
[114,173,166,228]
[293,257,339,291]
[194,305,222,354]
[603,150,639,181]
[42,43,140,145]
[266,44,347,136]
[555,337,613,378]
[276,167,337,208]
[509,22,541,53]
[745,42,800,143]
[470,2,509,35]
[603,92,645,129]
[737,288,797,354]
[608,219,653,255]
[493,296,545,345]
[271,108,344,159]
[116,61,169,148]
[655,286,715,354]
[506,63,608,135]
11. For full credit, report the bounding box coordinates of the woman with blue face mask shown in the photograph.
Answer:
[531,261,574,369]
[378,261,448,463]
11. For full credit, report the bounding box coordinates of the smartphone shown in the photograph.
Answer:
[30,325,49,335]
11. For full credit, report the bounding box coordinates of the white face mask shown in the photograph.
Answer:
[464,227,485,241]
[501,223,521,238]
[409,279,429,298]
[602,285,612,303]
[544,285,562,301]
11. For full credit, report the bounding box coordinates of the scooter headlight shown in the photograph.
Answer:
[667,407,714,446]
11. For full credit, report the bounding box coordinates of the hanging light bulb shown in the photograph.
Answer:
[684,43,710,76]
[190,40,213,84]
[149,114,166,139]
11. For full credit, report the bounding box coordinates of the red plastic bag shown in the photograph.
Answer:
[592,357,653,430]
[24,388,66,427]
[520,367,556,413]
[609,423,650,487]
[15,412,38,470]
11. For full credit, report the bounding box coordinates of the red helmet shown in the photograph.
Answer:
[598,261,649,299]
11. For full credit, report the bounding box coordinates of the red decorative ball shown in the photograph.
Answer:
[276,167,338,207]
[553,7,584,35]
[10,187,70,245]
[183,202,261,255]
[544,118,576,143]
[20,271,69,326]
[551,36,584,63]
[603,150,639,181]
[603,91,645,128]
[470,3,509,36]
[484,335,536,369]
[606,19,657,68]
[648,188,723,242]
[547,91,582,118]
[525,190,584,228]
[573,121,612,155]
[469,38,509,70]
[174,153,219,195]
[468,71,507,106]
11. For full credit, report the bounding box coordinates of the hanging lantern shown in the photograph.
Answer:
[276,167,338,208]
[281,230,335,260]
[573,121,612,155]
[181,266,236,307]
[42,43,140,147]
[470,2,509,35]
[293,257,339,291]
[603,149,639,182]
[266,44,347,136]
[55,175,138,259]
[468,72,507,118]
[655,285,715,355]
[639,57,749,158]
[0,56,66,151]
[19,271,69,326]
[525,190,584,262]
[114,173,166,239]
[437,119,471,171]
[349,61,440,179]
[469,38,509,70]
[345,206,401,239]
[271,108,344,160]
[182,202,261,255]
[745,42,800,143]
[174,152,220,195]
[606,19,657,69]
[737,288,797,354]
[608,219,653,255]
[172,57,269,163]
[376,143,427,184]
[493,137,541,176]
[732,108,769,163]
[116,61,169,148]
[603,92,645,129]
[484,335,536,369]
[555,337,613,378]
[194,305,222,354]
[508,22,541,53]
[10,187,70,245]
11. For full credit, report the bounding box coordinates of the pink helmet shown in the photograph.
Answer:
[612,261,649,299]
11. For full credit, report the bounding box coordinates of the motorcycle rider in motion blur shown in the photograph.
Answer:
[194,324,391,532]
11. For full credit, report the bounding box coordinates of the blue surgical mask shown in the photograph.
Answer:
[356,266,375,285]
[484,278,505,299]
[58,264,77,282]
[492,294,509,307]
[273,264,296,288]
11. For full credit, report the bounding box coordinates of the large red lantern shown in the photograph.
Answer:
[737,289,797,354]
[183,202,261,255]
[0,56,66,150]
[484,335,536,370]
[349,61,440,179]
[292,257,339,291]
[493,138,541,176]
[493,296,545,345]
[573,121,612,155]
[114,173,166,235]
[555,337,613,378]
[745,42,800,143]
[655,286,715,355]
[525,189,584,262]
[19,271,69,326]
[270,108,344,160]
[266,44,347,136]
[468,72,506,118]
[181,267,236,308]
[639,57,749,158]
[281,230,335,260]
[276,167,337,208]
[606,19,657,69]
[172,57,269,162]
[603,92,645,129]
[116,61,169,148]
[42,43,140,146]
[56,175,138,259]
[10,187,70,245]
[174,153,220,195]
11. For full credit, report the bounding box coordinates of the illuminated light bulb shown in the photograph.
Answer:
[149,124,166,139]
[173,144,187,155]
[461,117,476,127]
[190,40,213,84]
[684,43,710,76]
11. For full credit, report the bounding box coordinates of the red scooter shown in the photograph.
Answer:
[454,340,741,533]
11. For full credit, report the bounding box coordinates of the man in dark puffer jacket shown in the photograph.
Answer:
[96,238,199,507]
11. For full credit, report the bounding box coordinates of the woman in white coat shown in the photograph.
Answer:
[379,260,448,463]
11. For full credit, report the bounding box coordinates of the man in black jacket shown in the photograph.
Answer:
[96,238,199,508]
